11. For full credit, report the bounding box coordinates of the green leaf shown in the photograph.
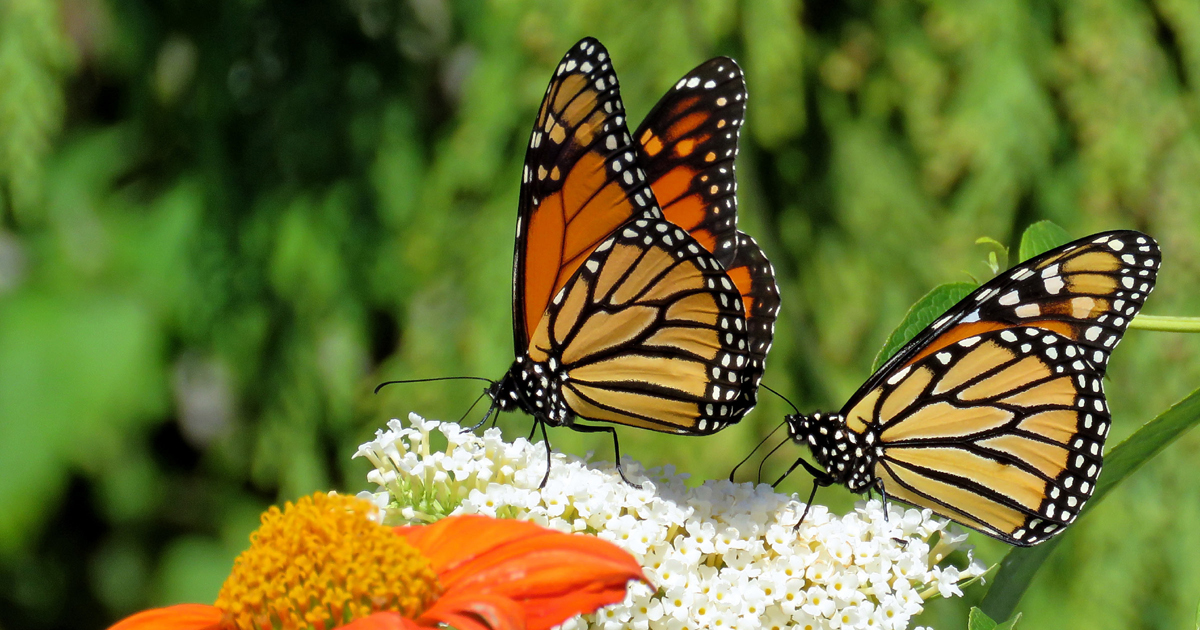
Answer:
[997,612,1023,630]
[871,282,977,372]
[980,386,1200,620]
[1017,220,1072,262]
[975,236,1009,274]
[969,607,999,630]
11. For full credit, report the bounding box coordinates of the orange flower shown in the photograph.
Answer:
[108,493,649,630]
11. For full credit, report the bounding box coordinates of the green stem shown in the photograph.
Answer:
[1129,315,1200,333]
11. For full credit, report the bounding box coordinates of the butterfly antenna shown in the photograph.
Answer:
[728,419,786,482]
[761,383,800,415]
[456,391,489,425]
[374,376,494,394]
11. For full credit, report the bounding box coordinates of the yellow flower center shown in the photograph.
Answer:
[215,492,440,630]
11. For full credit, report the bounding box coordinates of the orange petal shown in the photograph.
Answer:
[340,612,424,630]
[394,516,549,576]
[418,592,526,630]
[397,515,649,630]
[106,604,222,630]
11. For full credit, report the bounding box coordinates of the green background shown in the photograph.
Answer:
[1,1,1198,628]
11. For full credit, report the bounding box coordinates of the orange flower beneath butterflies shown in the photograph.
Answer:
[108,492,649,630]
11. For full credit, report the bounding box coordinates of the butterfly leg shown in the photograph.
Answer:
[537,419,552,489]
[873,477,893,522]
[469,399,501,432]
[572,423,643,489]
[773,457,834,530]
[794,475,837,531]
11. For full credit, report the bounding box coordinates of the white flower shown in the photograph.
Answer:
[357,413,988,630]
[829,603,863,629]
[779,578,807,614]
[803,586,837,618]
[933,565,964,598]
[661,586,692,621]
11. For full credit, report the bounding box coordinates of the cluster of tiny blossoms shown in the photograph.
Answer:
[355,414,987,630]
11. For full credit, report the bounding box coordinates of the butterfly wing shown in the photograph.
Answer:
[526,216,752,434]
[863,230,1160,397]
[829,230,1160,544]
[635,57,746,269]
[722,232,780,417]
[514,38,660,352]
[850,327,1109,545]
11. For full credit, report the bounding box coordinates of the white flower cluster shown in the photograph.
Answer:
[355,414,987,630]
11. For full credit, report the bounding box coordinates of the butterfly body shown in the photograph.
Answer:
[488,356,572,427]
[783,230,1160,545]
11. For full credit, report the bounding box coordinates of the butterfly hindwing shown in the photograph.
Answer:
[857,327,1108,545]
[722,231,780,417]
[636,57,746,269]
[514,37,661,352]
[526,216,753,434]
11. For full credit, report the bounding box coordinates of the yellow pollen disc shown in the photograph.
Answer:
[215,493,440,630]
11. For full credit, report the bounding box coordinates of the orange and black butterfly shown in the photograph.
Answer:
[779,231,1159,545]
[484,38,779,473]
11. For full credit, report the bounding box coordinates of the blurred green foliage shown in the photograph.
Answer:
[0,1,1198,629]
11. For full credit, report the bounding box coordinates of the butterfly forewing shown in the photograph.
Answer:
[863,327,1108,546]
[527,216,752,434]
[863,231,1160,399]
[514,37,661,351]
[636,57,746,269]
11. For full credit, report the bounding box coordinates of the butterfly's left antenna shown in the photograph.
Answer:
[457,391,490,425]
[374,376,499,431]
[374,376,495,393]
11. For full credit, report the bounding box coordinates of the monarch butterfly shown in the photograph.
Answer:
[484,38,779,475]
[779,231,1160,546]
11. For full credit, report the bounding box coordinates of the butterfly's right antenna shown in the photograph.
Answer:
[457,391,489,425]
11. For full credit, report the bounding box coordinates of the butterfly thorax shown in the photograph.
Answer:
[488,356,574,427]
[787,411,879,493]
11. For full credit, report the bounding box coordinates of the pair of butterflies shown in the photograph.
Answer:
[480,38,1161,547]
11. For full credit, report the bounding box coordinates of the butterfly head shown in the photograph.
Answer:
[487,368,523,413]
[785,411,877,491]
[488,356,575,426]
